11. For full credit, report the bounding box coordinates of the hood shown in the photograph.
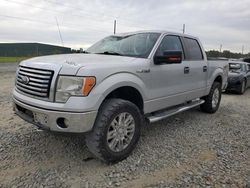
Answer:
[20,53,137,75]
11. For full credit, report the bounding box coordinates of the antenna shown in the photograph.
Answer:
[182,24,185,34]
[242,45,244,54]
[114,20,117,34]
[55,17,64,46]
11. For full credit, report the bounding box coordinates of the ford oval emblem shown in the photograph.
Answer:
[20,75,30,84]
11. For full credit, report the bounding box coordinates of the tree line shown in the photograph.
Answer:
[206,50,250,59]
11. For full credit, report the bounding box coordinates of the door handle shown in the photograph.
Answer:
[184,67,190,74]
[203,66,208,72]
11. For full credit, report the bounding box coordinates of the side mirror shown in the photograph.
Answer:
[154,51,182,65]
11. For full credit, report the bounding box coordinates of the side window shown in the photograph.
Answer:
[155,35,184,58]
[246,64,250,71]
[184,38,203,60]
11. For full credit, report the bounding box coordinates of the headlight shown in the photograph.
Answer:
[55,76,95,102]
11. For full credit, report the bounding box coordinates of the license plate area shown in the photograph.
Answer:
[33,112,49,125]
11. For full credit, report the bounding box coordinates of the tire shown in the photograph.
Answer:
[85,98,142,163]
[238,79,246,95]
[200,82,222,113]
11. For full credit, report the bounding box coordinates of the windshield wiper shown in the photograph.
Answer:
[96,51,123,56]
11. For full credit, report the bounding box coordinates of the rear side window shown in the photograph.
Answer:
[184,38,203,60]
[155,35,184,58]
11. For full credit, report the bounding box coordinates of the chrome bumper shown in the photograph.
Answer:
[13,97,97,133]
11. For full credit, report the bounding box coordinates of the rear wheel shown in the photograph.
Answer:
[238,80,246,94]
[200,82,222,113]
[85,99,142,163]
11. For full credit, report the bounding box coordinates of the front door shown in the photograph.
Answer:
[147,35,189,112]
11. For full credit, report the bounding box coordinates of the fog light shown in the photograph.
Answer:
[64,118,70,127]
[56,118,68,129]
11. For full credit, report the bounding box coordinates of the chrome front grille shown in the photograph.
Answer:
[16,66,54,98]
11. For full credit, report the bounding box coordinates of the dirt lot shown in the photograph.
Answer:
[0,71,249,188]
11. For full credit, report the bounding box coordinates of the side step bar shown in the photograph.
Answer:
[147,99,205,123]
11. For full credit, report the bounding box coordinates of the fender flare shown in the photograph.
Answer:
[91,72,147,109]
[206,69,224,94]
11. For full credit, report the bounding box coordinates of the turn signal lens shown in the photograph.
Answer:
[83,77,96,96]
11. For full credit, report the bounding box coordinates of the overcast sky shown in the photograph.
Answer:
[0,0,249,53]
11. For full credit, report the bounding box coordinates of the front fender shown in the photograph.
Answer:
[91,72,147,109]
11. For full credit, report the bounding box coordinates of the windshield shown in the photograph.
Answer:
[229,63,243,72]
[86,33,161,58]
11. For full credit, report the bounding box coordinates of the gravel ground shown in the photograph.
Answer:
[0,72,249,188]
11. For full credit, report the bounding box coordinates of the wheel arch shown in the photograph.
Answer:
[213,75,223,85]
[93,73,146,113]
[205,71,224,96]
[102,86,144,113]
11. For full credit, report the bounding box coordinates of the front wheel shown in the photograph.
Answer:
[238,80,246,95]
[200,82,222,113]
[85,99,142,163]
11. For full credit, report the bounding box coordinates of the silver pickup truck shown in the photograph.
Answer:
[13,31,228,162]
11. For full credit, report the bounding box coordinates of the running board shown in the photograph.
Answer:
[147,99,205,123]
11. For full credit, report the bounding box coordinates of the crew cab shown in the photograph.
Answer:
[13,31,228,162]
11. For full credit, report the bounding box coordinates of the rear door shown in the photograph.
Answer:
[181,37,208,100]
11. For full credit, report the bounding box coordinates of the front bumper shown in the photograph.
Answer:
[226,80,242,91]
[13,97,97,133]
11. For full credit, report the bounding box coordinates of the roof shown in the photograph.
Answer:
[114,30,198,40]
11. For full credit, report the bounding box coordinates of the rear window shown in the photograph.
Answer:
[229,63,243,72]
[184,38,203,60]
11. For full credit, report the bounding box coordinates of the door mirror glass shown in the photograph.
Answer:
[154,51,182,65]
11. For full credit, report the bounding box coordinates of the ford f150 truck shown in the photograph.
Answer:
[13,31,228,162]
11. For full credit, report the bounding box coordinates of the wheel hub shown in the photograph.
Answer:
[107,112,135,152]
[212,88,219,108]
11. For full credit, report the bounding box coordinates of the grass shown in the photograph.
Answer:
[0,57,31,63]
